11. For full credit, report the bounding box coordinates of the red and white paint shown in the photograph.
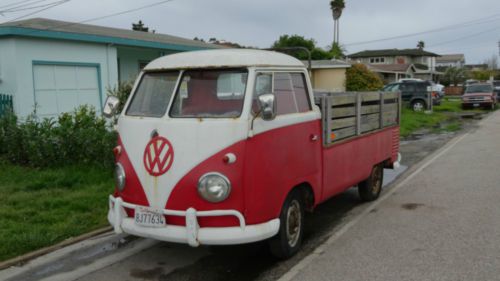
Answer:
[108,49,399,246]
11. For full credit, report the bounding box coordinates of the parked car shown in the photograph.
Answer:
[382,80,438,111]
[493,80,500,102]
[462,83,497,110]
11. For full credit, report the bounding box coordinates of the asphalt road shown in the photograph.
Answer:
[284,110,500,281]
[0,112,485,281]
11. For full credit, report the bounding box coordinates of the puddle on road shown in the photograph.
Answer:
[401,203,425,210]
[130,267,164,280]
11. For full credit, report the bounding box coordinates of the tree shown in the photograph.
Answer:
[330,0,345,20]
[329,42,347,59]
[330,0,345,44]
[346,64,384,91]
[417,41,425,50]
[442,67,466,86]
[271,34,334,60]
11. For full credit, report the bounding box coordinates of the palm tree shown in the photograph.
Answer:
[417,41,425,50]
[330,0,345,20]
[330,0,345,44]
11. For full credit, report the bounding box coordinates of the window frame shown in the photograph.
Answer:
[252,70,312,117]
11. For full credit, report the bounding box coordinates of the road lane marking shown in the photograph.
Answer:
[278,131,471,281]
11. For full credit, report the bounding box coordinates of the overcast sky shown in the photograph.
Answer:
[2,0,500,64]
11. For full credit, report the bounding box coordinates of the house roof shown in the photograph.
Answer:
[0,18,218,51]
[301,59,351,69]
[145,49,305,70]
[436,54,465,63]
[348,48,440,58]
[367,63,415,74]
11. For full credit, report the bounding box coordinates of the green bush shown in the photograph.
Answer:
[346,64,384,91]
[107,81,133,114]
[0,106,116,169]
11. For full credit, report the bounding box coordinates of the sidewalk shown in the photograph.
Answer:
[285,110,500,281]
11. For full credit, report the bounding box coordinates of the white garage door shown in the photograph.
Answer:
[33,64,101,118]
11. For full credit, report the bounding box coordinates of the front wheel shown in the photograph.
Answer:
[358,164,384,202]
[269,189,305,259]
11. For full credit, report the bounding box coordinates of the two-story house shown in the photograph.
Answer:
[347,48,441,83]
[436,54,465,70]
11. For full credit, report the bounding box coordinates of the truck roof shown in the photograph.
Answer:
[144,49,305,70]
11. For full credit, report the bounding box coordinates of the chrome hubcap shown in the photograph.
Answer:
[413,102,424,111]
[286,200,301,247]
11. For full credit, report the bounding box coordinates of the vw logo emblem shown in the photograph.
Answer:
[143,136,174,177]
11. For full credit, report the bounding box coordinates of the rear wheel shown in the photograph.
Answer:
[358,164,384,202]
[269,189,304,259]
[411,100,426,112]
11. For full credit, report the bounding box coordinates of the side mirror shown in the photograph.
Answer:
[103,96,120,118]
[258,93,277,121]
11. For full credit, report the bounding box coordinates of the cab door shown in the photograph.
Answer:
[244,71,322,224]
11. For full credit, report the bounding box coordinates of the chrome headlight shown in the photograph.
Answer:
[197,172,231,203]
[115,163,126,191]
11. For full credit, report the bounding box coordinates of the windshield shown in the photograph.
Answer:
[126,72,179,117]
[170,69,248,118]
[465,84,493,93]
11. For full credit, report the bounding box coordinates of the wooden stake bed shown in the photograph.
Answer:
[314,91,401,145]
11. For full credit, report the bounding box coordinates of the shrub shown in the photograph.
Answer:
[107,81,134,114]
[0,106,116,169]
[346,64,384,91]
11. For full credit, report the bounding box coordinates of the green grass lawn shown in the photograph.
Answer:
[0,162,113,262]
[400,99,496,137]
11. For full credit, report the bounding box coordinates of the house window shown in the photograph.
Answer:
[369,57,385,64]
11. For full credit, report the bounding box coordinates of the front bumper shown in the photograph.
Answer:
[108,195,280,247]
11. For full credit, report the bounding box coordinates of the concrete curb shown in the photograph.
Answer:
[0,226,112,270]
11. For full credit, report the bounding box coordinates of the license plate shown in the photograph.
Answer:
[134,207,166,227]
[473,103,480,107]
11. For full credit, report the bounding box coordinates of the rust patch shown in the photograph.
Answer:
[130,267,164,279]
[401,203,425,210]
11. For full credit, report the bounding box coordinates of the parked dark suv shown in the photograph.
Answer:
[382,80,437,111]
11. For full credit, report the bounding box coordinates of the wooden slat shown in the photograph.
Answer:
[331,95,356,106]
[361,119,380,132]
[332,106,355,118]
[360,113,380,132]
[331,116,356,129]
[331,126,356,141]
[382,92,399,100]
[361,104,380,115]
[382,114,398,126]
[361,92,380,102]
[383,103,398,113]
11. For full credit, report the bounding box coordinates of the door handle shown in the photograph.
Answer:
[310,134,318,142]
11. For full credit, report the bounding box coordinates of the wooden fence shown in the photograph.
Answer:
[315,91,401,145]
[0,94,13,117]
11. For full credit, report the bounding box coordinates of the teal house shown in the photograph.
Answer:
[0,18,217,118]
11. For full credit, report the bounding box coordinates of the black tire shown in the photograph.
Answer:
[358,164,384,202]
[269,189,305,259]
[411,100,426,112]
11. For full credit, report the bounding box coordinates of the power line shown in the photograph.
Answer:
[2,0,175,33]
[344,12,500,47]
[4,0,69,23]
[428,26,500,48]
[0,0,42,10]
[73,0,174,25]
[1,0,67,14]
